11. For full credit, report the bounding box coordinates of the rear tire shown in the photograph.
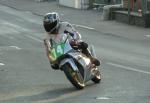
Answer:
[63,64,85,89]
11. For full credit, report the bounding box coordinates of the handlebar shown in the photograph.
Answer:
[64,30,74,37]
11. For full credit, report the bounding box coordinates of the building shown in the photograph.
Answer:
[114,0,150,27]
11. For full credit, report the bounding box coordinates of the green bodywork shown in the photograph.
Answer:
[50,43,65,61]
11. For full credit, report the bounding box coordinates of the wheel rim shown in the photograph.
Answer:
[72,72,85,87]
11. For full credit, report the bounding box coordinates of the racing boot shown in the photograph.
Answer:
[90,57,100,66]
[79,42,100,66]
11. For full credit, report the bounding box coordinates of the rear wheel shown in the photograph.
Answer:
[63,64,85,89]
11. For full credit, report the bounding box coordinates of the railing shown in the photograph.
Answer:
[92,0,150,13]
[92,0,122,10]
[128,0,150,14]
[141,0,150,13]
[146,0,150,12]
[94,0,122,4]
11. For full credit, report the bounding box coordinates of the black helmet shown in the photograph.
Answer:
[43,12,60,33]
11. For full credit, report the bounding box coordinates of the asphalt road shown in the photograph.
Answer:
[0,4,150,103]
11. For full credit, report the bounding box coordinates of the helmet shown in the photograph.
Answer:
[43,12,60,33]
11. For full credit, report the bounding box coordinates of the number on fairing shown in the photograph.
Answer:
[57,45,63,54]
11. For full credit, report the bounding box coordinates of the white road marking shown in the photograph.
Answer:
[145,35,150,38]
[96,97,110,100]
[0,63,5,66]
[0,5,42,24]
[60,13,64,16]
[0,20,31,36]
[0,21,20,35]
[73,24,95,30]
[26,35,43,43]
[9,46,21,50]
[3,21,31,32]
[107,62,150,75]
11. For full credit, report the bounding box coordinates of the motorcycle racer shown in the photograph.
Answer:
[43,12,100,70]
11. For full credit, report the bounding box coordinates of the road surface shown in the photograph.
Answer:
[0,4,150,103]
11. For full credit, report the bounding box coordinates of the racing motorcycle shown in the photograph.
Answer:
[47,33,101,89]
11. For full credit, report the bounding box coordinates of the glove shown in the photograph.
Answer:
[78,42,88,50]
[70,39,78,47]
[51,64,59,70]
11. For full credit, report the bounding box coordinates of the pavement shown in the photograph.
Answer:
[0,0,150,41]
[0,1,150,103]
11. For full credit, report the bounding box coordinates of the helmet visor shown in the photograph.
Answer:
[43,21,57,33]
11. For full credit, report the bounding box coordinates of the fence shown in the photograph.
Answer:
[145,0,150,12]
[127,0,150,14]
[94,0,122,4]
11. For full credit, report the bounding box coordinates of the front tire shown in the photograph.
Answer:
[63,64,85,89]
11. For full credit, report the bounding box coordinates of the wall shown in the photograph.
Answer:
[59,0,89,9]
[123,0,128,8]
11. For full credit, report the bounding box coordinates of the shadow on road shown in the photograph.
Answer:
[1,82,101,103]
[1,87,78,103]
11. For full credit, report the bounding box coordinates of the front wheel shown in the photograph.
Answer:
[63,64,85,89]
